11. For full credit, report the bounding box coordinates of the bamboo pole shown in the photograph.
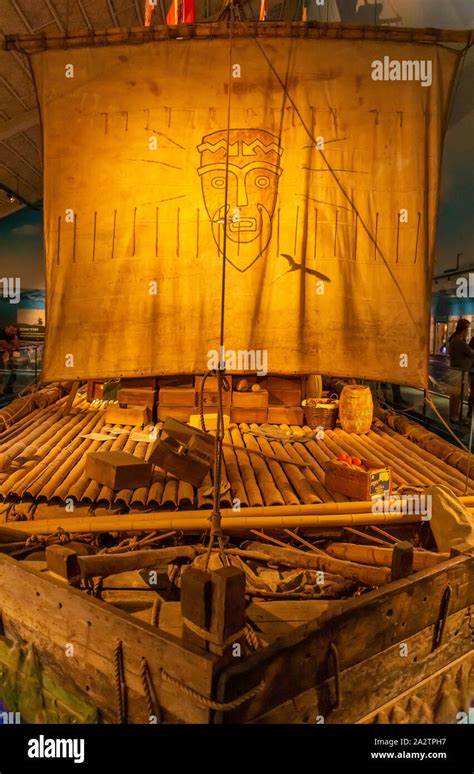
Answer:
[9,509,424,535]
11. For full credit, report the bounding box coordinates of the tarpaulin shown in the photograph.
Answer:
[31,35,460,385]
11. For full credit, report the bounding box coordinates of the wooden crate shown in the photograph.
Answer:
[267,406,304,424]
[105,405,150,426]
[159,387,196,407]
[266,376,303,391]
[230,407,268,424]
[86,451,152,490]
[232,390,268,409]
[118,388,156,408]
[199,390,232,407]
[120,378,157,389]
[157,406,193,422]
[325,460,392,500]
[267,388,302,406]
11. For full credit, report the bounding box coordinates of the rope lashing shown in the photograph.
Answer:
[160,668,265,712]
[113,639,127,724]
[140,657,162,723]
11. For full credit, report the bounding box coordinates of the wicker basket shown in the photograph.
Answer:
[302,395,339,429]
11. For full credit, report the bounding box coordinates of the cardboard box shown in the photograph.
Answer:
[324,460,392,501]
[267,388,302,406]
[267,406,304,424]
[86,451,152,490]
[232,389,268,409]
[118,388,156,408]
[159,387,195,407]
[230,407,268,424]
[105,405,150,426]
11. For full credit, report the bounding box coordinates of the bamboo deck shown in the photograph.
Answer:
[0,392,473,519]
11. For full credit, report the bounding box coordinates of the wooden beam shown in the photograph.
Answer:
[5,22,472,53]
[0,108,39,142]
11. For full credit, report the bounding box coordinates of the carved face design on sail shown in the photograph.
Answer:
[198,129,283,271]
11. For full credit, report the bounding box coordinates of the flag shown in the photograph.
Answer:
[302,0,309,21]
[166,0,195,24]
[259,0,267,21]
[144,0,156,26]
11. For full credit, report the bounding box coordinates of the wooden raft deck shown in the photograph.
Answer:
[0,395,473,518]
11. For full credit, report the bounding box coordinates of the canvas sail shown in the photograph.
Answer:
[30,33,460,386]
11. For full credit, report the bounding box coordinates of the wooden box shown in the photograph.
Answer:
[200,390,232,407]
[267,388,302,406]
[105,405,150,426]
[157,406,193,422]
[120,378,157,389]
[148,418,214,486]
[325,460,392,500]
[232,390,268,409]
[118,388,156,408]
[267,406,304,424]
[86,451,152,490]
[189,412,230,431]
[157,375,194,388]
[159,387,196,407]
[266,376,302,391]
[230,407,268,424]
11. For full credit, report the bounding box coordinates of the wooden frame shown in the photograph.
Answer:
[0,544,472,724]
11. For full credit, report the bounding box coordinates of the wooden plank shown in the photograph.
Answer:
[0,554,216,723]
[251,609,474,724]
[216,550,474,722]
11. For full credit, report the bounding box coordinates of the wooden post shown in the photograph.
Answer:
[180,567,213,653]
[46,544,81,585]
[210,566,246,659]
[391,541,414,581]
[61,380,80,416]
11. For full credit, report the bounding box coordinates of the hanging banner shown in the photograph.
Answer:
[30,35,460,386]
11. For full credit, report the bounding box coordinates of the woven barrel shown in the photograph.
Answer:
[339,385,373,434]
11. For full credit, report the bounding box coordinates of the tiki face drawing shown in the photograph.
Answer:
[198,129,283,271]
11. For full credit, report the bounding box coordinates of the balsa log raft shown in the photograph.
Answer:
[0,400,474,514]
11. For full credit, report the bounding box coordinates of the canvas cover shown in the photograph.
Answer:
[31,36,460,385]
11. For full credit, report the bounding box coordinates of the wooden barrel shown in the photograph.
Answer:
[339,385,373,434]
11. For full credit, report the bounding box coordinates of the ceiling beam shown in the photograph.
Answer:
[0,108,39,142]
